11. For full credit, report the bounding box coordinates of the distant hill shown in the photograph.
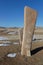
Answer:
[0,26,43,34]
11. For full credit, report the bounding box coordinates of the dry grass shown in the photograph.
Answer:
[0,44,20,57]
[0,27,43,65]
[0,41,43,65]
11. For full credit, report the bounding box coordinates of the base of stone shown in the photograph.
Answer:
[21,50,31,57]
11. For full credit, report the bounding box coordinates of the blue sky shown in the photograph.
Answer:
[0,0,43,27]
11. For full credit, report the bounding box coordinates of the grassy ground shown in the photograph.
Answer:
[0,27,43,65]
[0,41,43,65]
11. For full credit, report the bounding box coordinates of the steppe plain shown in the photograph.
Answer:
[0,27,43,65]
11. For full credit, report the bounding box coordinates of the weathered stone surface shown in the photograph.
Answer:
[19,28,23,45]
[21,6,37,56]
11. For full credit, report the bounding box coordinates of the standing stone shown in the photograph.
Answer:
[21,6,37,56]
[19,28,23,45]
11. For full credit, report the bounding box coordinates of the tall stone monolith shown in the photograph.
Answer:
[21,6,37,56]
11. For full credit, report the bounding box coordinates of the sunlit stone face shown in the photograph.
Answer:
[21,6,37,56]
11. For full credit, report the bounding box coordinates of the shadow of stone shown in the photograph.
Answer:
[31,46,43,55]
